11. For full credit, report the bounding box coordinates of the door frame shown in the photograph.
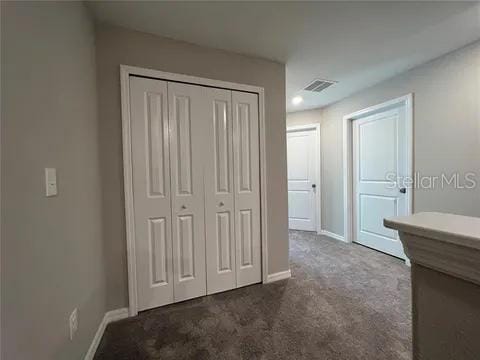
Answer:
[286,124,322,234]
[120,65,268,316]
[342,94,413,244]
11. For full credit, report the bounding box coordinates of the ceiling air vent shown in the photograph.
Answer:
[303,79,337,93]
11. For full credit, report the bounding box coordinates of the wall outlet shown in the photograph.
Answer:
[69,308,78,340]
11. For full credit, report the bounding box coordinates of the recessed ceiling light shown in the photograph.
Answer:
[292,96,303,105]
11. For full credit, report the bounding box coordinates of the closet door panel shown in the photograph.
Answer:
[130,76,173,310]
[233,91,262,287]
[204,88,236,294]
[168,82,207,302]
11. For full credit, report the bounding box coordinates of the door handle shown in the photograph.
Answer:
[181,205,187,210]
[312,184,316,189]
[219,202,224,207]
[399,188,406,194]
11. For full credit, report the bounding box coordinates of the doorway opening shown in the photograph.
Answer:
[286,124,321,233]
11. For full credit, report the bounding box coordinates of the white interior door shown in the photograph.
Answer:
[233,91,261,287]
[353,107,407,259]
[168,82,207,302]
[130,76,173,311]
[204,88,237,294]
[287,129,317,231]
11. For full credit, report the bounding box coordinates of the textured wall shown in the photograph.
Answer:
[95,23,289,310]
[288,41,480,236]
[1,2,107,359]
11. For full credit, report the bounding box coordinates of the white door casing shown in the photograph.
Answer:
[204,88,237,294]
[287,129,317,231]
[167,82,207,302]
[122,66,269,316]
[129,77,173,311]
[233,91,262,287]
[352,107,407,259]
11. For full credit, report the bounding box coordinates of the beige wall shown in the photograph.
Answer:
[412,264,480,359]
[287,108,323,128]
[95,23,289,310]
[287,41,480,236]
[1,2,107,359]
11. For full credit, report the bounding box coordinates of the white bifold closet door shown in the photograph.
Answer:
[129,76,261,311]
[167,82,208,302]
[204,88,236,294]
[130,77,174,311]
[204,90,261,294]
[232,91,261,288]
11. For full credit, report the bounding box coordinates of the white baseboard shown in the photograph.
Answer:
[319,229,346,242]
[265,269,291,283]
[84,308,129,360]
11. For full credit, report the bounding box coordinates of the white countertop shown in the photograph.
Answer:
[384,212,480,251]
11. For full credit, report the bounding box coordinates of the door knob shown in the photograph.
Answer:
[312,184,316,189]
[181,205,187,210]
[399,188,406,194]
[219,202,224,207]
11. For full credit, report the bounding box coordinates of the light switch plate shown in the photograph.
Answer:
[45,168,57,197]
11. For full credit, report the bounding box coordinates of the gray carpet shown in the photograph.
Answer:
[95,231,411,360]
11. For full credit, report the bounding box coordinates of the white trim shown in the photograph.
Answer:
[120,67,138,317]
[319,229,346,243]
[258,88,268,284]
[121,65,262,94]
[265,269,292,283]
[286,124,319,131]
[286,123,322,233]
[84,308,129,360]
[120,65,269,316]
[342,94,414,245]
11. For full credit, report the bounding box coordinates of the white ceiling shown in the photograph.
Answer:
[88,1,480,112]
